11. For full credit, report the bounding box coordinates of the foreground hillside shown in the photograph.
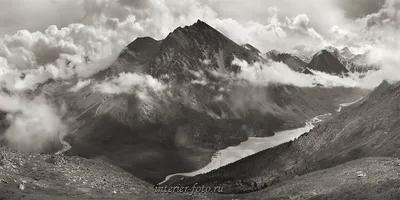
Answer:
[171,80,400,193]
[2,143,400,200]
[217,157,400,200]
[0,145,153,199]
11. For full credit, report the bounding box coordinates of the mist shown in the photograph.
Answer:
[0,93,67,153]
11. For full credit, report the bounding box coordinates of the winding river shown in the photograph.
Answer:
[159,97,364,184]
[158,113,331,184]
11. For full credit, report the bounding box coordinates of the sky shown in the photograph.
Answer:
[0,0,393,51]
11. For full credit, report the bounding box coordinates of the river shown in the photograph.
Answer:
[159,97,365,184]
[158,113,331,185]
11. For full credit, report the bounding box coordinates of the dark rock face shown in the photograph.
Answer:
[266,50,307,72]
[242,43,261,54]
[305,50,349,75]
[96,37,162,79]
[125,37,162,63]
[146,20,260,80]
[97,20,261,83]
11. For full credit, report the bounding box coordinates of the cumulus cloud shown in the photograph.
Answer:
[0,93,67,153]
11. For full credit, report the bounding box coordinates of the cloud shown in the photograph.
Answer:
[0,0,84,36]
[69,79,92,92]
[0,93,67,153]
[93,72,166,99]
[335,0,386,20]
[362,0,400,29]
[231,57,381,89]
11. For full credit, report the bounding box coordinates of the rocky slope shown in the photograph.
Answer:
[304,49,349,75]
[266,50,307,72]
[242,43,261,54]
[0,145,221,200]
[100,20,261,82]
[213,157,400,200]
[325,46,377,73]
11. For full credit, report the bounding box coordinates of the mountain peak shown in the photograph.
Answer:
[324,46,339,53]
[172,19,213,34]
[305,49,349,75]
[339,47,354,59]
[127,36,159,51]
[146,20,260,79]
[193,19,209,27]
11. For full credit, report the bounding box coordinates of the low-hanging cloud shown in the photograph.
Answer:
[69,79,92,92]
[93,72,166,99]
[231,57,380,89]
[0,93,67,153]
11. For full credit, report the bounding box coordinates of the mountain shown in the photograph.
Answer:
[95,37,162,80]
[340,47,355,59]
[324,46,349,66]
[98,20,262,83]
[171,80,400,197]
[304,49,349,75]
[347,51,378,73]
[324,46,378,73]
[27,20,366,185]
[242,43,261,54]
[266,49,307,72]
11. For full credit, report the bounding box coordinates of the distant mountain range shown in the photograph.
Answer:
[266,45,378,76]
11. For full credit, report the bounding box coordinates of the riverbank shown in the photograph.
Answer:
[159,113,331,185]
[159,96,365,185]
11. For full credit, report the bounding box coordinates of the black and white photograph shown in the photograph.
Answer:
[0,0,399,199]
